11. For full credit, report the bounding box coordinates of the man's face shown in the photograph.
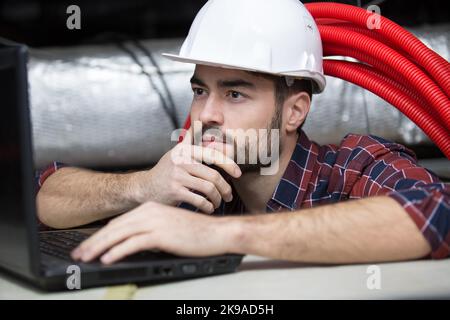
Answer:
[189,65,283,174]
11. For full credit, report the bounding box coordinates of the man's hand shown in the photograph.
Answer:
[130,129,242,214]
[71,201,240,265]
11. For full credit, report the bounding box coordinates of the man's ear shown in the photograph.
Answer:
[284,91,310,134]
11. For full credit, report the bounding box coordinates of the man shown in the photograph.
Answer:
[36,0,449,265]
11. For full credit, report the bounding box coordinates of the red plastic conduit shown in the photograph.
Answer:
[324,53,429,111]
[306,2,450,97]
[324,60,450,157]
[323,44,436,121]
[319,25,450,129]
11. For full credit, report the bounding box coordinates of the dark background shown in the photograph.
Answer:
[0,0,449,47]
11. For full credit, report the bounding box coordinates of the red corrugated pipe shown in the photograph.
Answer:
[319,25,450,129]
[306,2,450,97]
[309,2,450,159]
[324,60,450,157]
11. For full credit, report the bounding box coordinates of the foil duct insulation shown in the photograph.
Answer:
[29,25,450,170]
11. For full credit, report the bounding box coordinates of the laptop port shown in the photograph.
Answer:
[154,265,173,276]
[181,263,198,275]
[215,258,228,267]
[202,262,214,273]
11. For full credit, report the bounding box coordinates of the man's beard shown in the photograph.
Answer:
[199,107,283,174]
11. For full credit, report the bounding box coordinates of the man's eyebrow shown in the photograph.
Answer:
[217,79,256,90]
[190,75,207,87]
[190,76,256,90]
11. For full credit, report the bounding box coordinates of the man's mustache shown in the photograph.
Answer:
[195,126,234,145]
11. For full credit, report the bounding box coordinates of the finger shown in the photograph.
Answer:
[191,145,242,178]
[177,187,215,214]
[180,174,222,209]
[72,217,147,262]
[75,225,138,262]
[101,234,155,265]
[183,163,233,202]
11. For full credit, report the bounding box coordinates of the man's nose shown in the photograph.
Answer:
[198,94,224,126]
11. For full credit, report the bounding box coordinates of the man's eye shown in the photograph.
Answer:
[192,88,205,96]
[228,91,243,99]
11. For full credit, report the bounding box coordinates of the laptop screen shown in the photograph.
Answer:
[0,43,39,278]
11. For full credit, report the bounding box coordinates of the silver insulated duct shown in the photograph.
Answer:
[29,25,450,170]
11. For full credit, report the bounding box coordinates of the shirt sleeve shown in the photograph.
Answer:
[35,162,67,194]
[345,134,450,259]
[34,162,67,230]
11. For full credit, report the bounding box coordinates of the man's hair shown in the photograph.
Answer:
[247,71,313,131]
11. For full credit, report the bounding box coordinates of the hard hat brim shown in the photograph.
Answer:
[162,53,325,93]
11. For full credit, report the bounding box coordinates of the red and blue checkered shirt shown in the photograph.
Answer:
[37,130,450,259]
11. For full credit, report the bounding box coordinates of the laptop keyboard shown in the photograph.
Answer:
[39,231,88,261]
[39,231,176,262]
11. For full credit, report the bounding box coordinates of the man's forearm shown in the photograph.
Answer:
[227,196,431,264]
[36,167,144,229]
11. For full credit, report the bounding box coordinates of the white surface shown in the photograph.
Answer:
[1,255,449,299]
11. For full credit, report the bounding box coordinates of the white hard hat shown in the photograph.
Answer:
[163,0,326,93]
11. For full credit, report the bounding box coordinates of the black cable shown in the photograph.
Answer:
[114,40,179,130]
[131,39,179,129]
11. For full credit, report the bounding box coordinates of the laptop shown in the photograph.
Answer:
[0,39,243,291]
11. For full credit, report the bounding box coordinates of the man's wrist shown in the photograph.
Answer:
[217,211,312,260]
[124,170,151,205]
[217,216,250,255]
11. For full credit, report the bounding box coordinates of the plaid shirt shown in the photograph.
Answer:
[37,130,450,259]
